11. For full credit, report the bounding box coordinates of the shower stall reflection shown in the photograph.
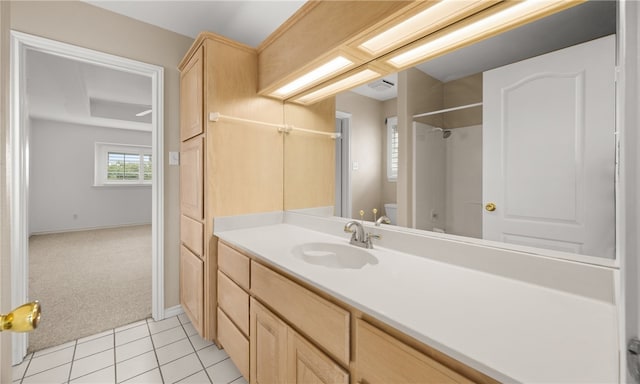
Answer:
[412,122,482,238]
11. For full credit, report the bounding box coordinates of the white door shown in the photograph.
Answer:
[483,35,615,259]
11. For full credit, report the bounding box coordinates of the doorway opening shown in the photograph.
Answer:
[10,31,165,363]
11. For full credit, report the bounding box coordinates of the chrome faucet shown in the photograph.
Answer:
[344,221,380,249]
[375,215,391,226]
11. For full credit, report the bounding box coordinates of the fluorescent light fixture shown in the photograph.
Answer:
[388,0,575,68]
[294,69,380,105]
[359,0,486,55]
[136,109,152,117]
[273,56,353,97]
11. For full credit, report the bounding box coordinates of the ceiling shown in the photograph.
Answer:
[27,1,307,129]
[85,1,306,47]
[28,0,616,125]
[86,1,615,101]
[26,49,152,130]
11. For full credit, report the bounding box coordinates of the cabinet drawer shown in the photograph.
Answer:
[218,242,250,290]
[181,215,203,258]
[218,308,249,381]
[218,271,249,335]
[356,319,472,384]
[250,261,350,366]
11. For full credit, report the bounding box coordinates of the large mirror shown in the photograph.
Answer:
[287,0,618,261]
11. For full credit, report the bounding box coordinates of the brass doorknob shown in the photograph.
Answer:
[0,301,41,333]
[485,202,497,212]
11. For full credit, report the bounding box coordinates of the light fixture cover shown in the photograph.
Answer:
[295,69,380,105]
[359,0,487,55]
[273,56,353,98]
[388,0,578,68]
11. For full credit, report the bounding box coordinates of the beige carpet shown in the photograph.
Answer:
[28,225,152,352]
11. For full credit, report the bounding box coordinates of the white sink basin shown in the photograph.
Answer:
[291,242,378,269]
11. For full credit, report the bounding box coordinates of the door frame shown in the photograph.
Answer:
[9,31,165,363]
[618,1,639,381]
[335,111,351,218]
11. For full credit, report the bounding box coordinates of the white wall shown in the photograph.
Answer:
[29,118,152,234]
[336,92,384,220]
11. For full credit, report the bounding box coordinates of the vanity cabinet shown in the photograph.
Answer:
[179,31,285,341]
[250,260,350,366]
[217,240,499,384]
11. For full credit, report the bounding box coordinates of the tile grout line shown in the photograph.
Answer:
[113,327,118,384]
[181,319,214,384]
[65,339,78,384]
[145,317,166,383]
[22,350,74,380]
[18,353,34,384]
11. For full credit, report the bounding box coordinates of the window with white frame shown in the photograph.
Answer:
[95,143,152,186]
[386,116,398,182]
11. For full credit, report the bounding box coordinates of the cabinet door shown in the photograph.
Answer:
[180,136,204,220]
[287,330,348,384]
[356,319,471,384]
[180,46,203,141]
[250,298,287,384]
[180,245,204,335]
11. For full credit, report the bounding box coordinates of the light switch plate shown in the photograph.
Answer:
[169,151,180,165]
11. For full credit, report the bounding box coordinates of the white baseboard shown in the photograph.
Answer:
[164,305,184,318]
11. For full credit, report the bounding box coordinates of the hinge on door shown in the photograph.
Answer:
[628,338,640,383]
[615,66,621,83]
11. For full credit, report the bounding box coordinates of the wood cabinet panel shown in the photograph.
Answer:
[287,330,349,384]
[283,100,336,211]
[218,271,249,336]
[218,308,249,380]
[180,214,203,257]
[250,298,287,384]
[250,261,350,366]
[257,1,410,95]
[180,136,204,220]
[356,319,472,384]
[180,46,203,141]
[218,242,250,290]
[208,122,284,217]
[180,245,204,335]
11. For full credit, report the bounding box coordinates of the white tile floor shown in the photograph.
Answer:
[12,313,247,384]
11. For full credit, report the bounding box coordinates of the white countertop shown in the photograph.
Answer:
[215,216,619,383]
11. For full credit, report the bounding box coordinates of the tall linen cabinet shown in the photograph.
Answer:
[178,33,284,340]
